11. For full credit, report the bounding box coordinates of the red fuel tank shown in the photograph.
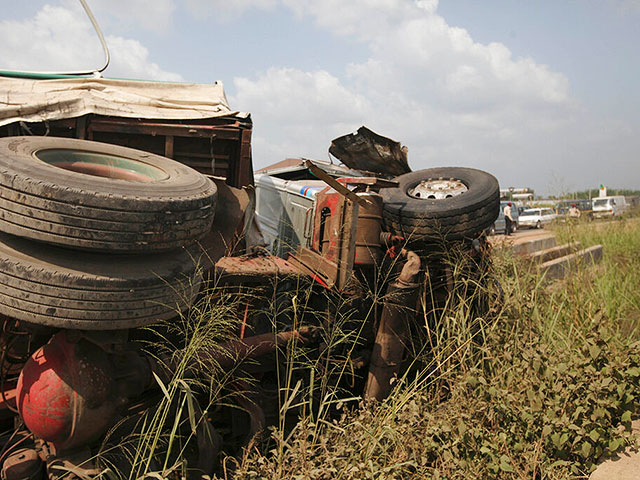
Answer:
[16,331,118,452]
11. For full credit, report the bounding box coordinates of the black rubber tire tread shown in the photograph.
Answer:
[0,232,202,329]
[0,185,211,223]
[0,207,208,251]
[381,167,500,241]
[0,281,186,311]
[0,137,217,252]
[0,271,176,301]
[0,194,210,233]
[0,295,179,320]
[0,303,169,330]
[0,219,202,252]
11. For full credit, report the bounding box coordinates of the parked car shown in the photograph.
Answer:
[491,201,520,234]
[518,207,557,229]
[592,196,628,218]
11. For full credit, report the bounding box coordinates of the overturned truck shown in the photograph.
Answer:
[0,77,499,478]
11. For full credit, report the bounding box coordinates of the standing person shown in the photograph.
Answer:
[504,202,514,236]
[568,203,581,219]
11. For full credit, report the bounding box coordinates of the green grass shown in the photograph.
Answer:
[86,216,640,479]
[226,217,640,479]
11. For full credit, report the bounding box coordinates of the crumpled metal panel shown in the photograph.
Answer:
[329,126,411,177]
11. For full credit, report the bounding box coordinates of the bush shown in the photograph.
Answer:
[227,219,640,479]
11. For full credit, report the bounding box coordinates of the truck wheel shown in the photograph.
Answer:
[0,232,201,330]
[381,167,500,241]
[0,137,217,252]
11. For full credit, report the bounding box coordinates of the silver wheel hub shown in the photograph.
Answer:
[408,178,467,199]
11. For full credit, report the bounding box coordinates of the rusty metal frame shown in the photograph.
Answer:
[304,160,368,207]
[87,118,240,139]
[287,247,339,288]
[288,193,358,291]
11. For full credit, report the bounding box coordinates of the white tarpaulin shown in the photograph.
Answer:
[0,77,247,127]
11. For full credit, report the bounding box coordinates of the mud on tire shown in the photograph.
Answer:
[381,167,500,242]
[0,137,217,252]
[0,232,201,330]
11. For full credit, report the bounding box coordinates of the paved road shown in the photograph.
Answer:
[487,227,554,248]
[590,421,640,479]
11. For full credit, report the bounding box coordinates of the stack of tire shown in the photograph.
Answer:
[0,137,218,330]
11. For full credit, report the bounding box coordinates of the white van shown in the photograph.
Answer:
[592,196,628,218]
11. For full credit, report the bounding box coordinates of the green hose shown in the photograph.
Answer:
[0,70,94,80]
[0,0,109,78]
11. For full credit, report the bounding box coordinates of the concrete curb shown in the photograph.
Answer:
[512,234,557,256]
[538,244,604,281]
[528,241,581,264]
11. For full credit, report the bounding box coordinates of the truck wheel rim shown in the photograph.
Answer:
[35,149,168,182]
[408,178,468,199]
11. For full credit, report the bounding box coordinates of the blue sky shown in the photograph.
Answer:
[2,0,639,195]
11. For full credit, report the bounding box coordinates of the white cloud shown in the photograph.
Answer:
[218,0,640,194]
[0,5,98,73]
[231,67,371,163]
[184,0,278,20]
[610,0,640,13]
[416,0,439,14]
[223,0,580,191]
[282,0,421,40]
[0,3,182,81]
[104,36,183,82]
[90,0,176,32]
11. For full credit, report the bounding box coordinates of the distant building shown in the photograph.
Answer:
[500,188,534,202]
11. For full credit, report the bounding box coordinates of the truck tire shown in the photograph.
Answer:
[381,167,500,241]
[0,137,217,252]
[0,232,201,330]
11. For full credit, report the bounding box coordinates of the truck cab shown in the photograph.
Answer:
[254,160,363,257]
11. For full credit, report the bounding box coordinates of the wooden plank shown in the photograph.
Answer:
[88,118,241,140]
[75,115,87,139]
[164,135,174,158]
[173,151,230,160]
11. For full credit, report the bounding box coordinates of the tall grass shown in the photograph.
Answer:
[85,216,640,479]
[229,217,640,479]
[553,216,640,336]
[84,266,250,479]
